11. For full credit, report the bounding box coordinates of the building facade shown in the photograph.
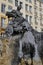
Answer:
[0,0,43,32]
[14,0,43,32]
[31,0,43,32]
[0,0,15,28]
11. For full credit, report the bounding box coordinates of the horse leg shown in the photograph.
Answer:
[41,58,43,65]
[31,57,33,65]
[30,54,33,65]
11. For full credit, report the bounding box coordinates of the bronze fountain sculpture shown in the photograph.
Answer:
[2,5,43,65]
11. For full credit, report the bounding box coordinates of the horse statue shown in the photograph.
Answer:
[4,5,43,65]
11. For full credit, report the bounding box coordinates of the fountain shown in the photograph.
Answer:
[0,4,43,65]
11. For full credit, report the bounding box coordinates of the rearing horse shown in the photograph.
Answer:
[5,6,43,65]
[5,10,36,65]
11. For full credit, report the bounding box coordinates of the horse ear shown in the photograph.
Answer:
[17,4,22,11]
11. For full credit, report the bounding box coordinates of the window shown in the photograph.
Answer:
[41,29,43,31]
[40,14,42,21]
[34,15,38,25]
[29,0,32,3]
[29,16,32,23]
[1,17,5,28]
[19,2,23,8]
[26,0,28,1]
[40,22,43,26]
[35,17,38,25]
[8,5,12,12]
[40,2,41,7]
[25,4,28,11]
[26,15,28,21]
[1,4,6,13]
[15,0,18,7]
[35,21,38,25]
[8,0,13,3]
[34,0,36,4]
[29,6,32,13]
[35,26,37,29]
